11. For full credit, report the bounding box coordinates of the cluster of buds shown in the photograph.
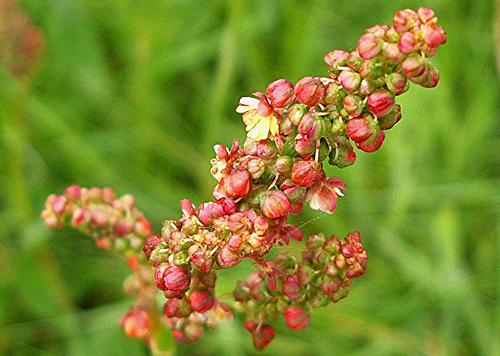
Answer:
[41,185,156,342]
[233,232,366,349]
[41,185,152,260]
[0,0,44,77]
[42,8,446,352]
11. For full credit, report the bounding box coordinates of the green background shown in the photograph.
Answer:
[1,0,499,355]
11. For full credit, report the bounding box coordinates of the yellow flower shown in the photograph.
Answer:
[236,97,278,141]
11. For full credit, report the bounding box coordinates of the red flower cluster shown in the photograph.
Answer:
[42,7,446,352]
[233,232,367,349]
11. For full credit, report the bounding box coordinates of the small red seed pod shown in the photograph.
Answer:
[261,191,292,220]
[346,115,379,144]
[65,185,81,200]
[338,70,361,92]
[357,33,382,59]
[197,201,225,226]
[294,135,316,158]
[367,91,395,118]
[425,27,447,48]
[143,234,162,260]
[294,76,325,107]
[398,32,417,54]
[224,167,252,198]
[418,7,435,22]
[266,79,295,107]
[163,298,181,317]
[392,8,420,33]
[324,49,349,68]
[284,306,310,330]
[385,73,408,95]
[356,131,385,152]
[282,275,301,299]
[343,94,364,117]
[291,160,326,188]
[251,324,275,350]
[120,309,151,339]
[402,54,426,78]
[378,104,402,130]
[188,290,215,313]
[163,266,191,292]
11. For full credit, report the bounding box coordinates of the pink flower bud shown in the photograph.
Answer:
[163,298,181,317]
[88,187,103,201]
[102,187,116,203]
[418,7,435,22]
[425,27,447,48]
[398,32,417,54]
[294,76,325,107]
[338,70,361,92]
[384,43,404,63]
[266,79,295,107]
[261,191,291,220]
[188,245,213,273]
[163,266,191,292]
[143,234,161,260]
[180,198,196,217]
[154,263,169,290]
[324,83,344,106]
[346,115,379,144]
[378,104,402,130]
[284,306,310,330]
[329,141,357,168]
[324,50,349,68]
[367,91,395,117]
[287,103,307,126]
[216,197,238,215]
[357,33,382,59]
[392,9,420,33]
[184,323,204,342]
[245,157,265,179]
[276,156,294,174]
[188,290,215,313]
[223,168,252,198]
[366,24,389,37]
[197,202,225,226]
[134,217,152,237]
[356,131,385,152]
[52,196,67,216]
[385,73,408,95]
[402,54,426,77]
[43,214,61,230]
[171,330,187,343]
[347,51,363,71]
[291,160,325,188]
[251,324,275,350]
[217,245,242,268]
[359,79,376,96]
[282,275,301,299]
[65,185,81,200]
[116,219,132,235]
[120,309,151,339]
[294,134,316,158]
[256,140,278,159]
[343,94,364,117]
[71,207,89,227]
[120,194,136,210]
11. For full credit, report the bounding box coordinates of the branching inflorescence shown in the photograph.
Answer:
[41,8,446,352]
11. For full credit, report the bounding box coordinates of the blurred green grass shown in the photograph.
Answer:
[0,0,499,355]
